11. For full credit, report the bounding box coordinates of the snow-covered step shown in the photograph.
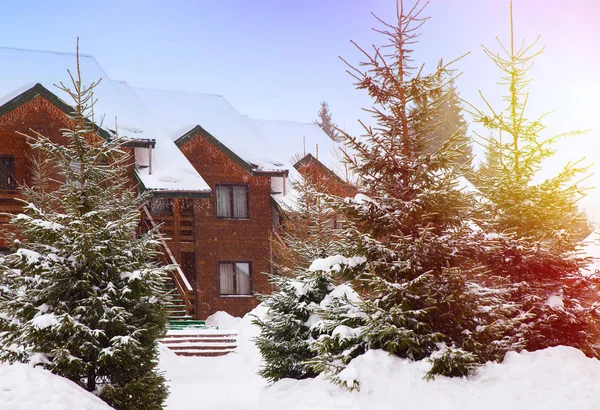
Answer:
[165,337,236,342]
[172,349,236,357]
[162,330,239,357]
[167,343,237,350]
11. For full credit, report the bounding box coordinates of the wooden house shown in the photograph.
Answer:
[0,47,352,320]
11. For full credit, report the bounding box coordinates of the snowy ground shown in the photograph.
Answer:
[161,306,600,410]
[3,306,600,409]
[0,362,112,410]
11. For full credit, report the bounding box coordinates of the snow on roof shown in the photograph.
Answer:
[248,118,357,209]
[250,118,347,176]
[0,47,210,193]
[130,87,288,173]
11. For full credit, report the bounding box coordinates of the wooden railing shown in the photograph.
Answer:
[140,204,196,317]
[149,214,194,243]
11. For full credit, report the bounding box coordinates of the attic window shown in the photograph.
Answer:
[0,156,16,190]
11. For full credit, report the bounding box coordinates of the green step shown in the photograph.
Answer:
[168,319,210,330]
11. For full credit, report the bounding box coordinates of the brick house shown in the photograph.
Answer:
[0,47,352,319]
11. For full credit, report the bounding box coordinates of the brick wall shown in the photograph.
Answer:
[180,135,274,318]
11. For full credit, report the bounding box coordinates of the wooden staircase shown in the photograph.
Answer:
[161,276,238,357]
[142,204,239,357]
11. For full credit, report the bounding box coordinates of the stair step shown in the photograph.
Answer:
[165,343,237,351]
[167,309,187,314]
[168,320,205,325]
[173,349,234,357]
[163,336,237,345]
[165,333,236,339]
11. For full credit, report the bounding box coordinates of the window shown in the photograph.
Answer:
[219,262,252,296]
[216,184,249,219]
[0,156,15,190]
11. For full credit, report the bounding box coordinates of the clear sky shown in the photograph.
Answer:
[2,0,600,218]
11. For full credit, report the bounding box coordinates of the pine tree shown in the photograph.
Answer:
[307,0,522,385]
[314,101,339,141]
[0,51,169,409]
[472,1,600,355]
[254,173,343,383]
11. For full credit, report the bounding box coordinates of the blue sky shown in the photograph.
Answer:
[2,0,600,216]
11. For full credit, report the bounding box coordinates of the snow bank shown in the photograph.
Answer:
[259,347,600,410]
[163,304,600,410]
[0,362,113,410]
[205,310,242,329]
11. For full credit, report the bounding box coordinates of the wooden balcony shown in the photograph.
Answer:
[149,214,194,244]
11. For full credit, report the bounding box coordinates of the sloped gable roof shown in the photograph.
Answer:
[130,86,288,174]
[0,47,210,194]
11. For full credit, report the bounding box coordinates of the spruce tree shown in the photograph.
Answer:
[308,0,522,385]
[0,52,169,409]
[413,77,473,173]
[472,1,600,355]
[314,101,339,141]
[254,172,342,383]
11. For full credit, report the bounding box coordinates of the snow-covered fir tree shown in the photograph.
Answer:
[253,171,345,383]
[471,1,600,356]
[0,53,169,409]
[314,101,339,141]
[305,0,523,385]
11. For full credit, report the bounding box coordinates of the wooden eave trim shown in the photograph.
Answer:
[123,138,156,148]
[149,190,211,199]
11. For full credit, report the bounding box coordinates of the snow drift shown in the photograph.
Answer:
[159,305,600,410]
[0,362,113,410]
[259,346,600,410]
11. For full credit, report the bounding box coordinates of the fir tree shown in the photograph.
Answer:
[254,173,343,383]
[471,1,600,355]
[412,77,473,173]
[0,50,169,409]
[308,0,522,385]
[314,101,339,141]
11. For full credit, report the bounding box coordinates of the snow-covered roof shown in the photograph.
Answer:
[249,118,346,176]
[0,47,359,196]
[0,47,210,194]
[130,87,288,173]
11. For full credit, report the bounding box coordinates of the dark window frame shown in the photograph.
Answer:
[218,261,253,296]
[215,184,250,219]
[0,155,16,191]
